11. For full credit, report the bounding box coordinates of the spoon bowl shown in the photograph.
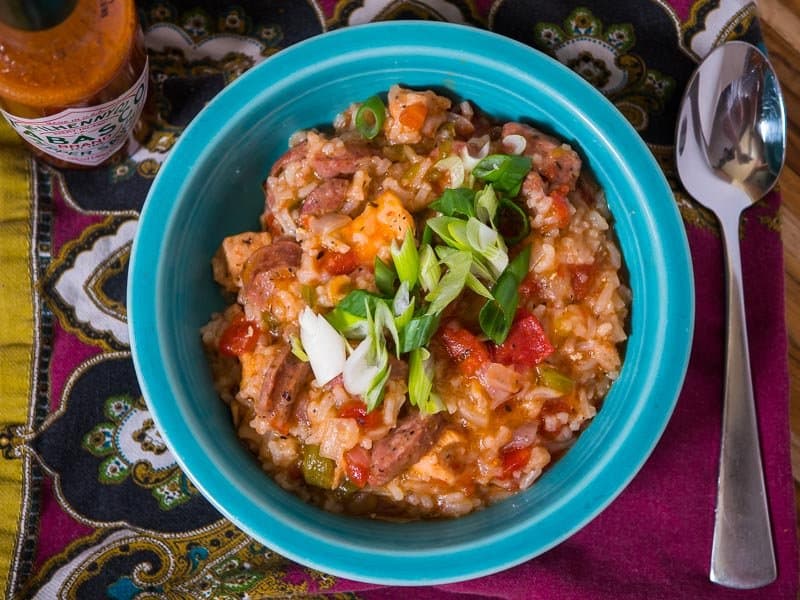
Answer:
[676,40,786,589]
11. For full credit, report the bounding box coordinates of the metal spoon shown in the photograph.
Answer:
[676,41,786,589]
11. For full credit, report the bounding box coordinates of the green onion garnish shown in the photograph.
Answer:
[478,245,531,344]
[428,187,476,219]
[473,154,532,196]
[408,347,444,414]
[496,198,531,245]
[391,228,419,289]
[399,313,440,354]
[374,256,397,296]
[355,95,386,140]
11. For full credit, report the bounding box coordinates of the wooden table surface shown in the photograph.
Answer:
[758,0,800,534]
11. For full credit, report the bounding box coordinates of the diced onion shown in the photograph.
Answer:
[299,307,346,385]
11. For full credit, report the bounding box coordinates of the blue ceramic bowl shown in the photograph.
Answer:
[129,22,694,585]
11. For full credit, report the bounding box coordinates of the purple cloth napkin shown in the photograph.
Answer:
[2,1,796,598]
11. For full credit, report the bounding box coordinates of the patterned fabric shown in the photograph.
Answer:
[0,1,796,598]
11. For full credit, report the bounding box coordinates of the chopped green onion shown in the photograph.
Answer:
[336,290,388,319]
[475,184,498,225]
[426,251,471,315]
[479,270,520,344]
[507,245,532,282]
[374,300,399,356]
[421,224,434,247]
[429,187,476,219]
[392,281,411,316]
[478,246,531,344]
[496,198,530,245]
[426,216,469,252]
[394,295,415,333]
[418,244,441,294]
[355,95,386,140]
[465,217,508,280]
[473,154,532,196]
[299,307,346,384]
[390,228,419,289]
[466,273,493,299]
[399,313,440,353]
[342,302,391,411]
[408,347,444,414]
[374,256,397,296]
[290,335,309,362]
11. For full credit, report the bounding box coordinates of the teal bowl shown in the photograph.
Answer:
[129,22,694,585]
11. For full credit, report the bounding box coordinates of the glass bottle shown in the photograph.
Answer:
[0,0,150,168]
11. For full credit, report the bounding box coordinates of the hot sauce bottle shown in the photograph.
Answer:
[0,0,149,168]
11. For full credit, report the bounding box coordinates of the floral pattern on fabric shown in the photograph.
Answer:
[82,394,196,510]
[532,7,676,133]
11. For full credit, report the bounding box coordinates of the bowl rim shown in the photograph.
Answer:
[129,20,695,585]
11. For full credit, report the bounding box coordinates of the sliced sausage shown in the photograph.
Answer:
[301,178,349,215]
[368,412,444,486]
[256,345,311,434]
[310,143,373,179]
[240,239,301,287]
[269,141,308,177]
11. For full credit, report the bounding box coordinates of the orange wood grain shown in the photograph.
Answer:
[757,0,800,537]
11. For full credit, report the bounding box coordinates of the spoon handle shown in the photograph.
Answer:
[709,208,776,588]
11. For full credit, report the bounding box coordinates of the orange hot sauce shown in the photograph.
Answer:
[0,0,150,168]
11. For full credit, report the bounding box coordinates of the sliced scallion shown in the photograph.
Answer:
[408,347,444,414]
[355,95,386,140]
[391,228,419,289]
[374,256,397,296]
[496,198,531,245]
[428,187,476,219]
[473,154,532,196]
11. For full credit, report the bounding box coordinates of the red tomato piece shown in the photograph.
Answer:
[344,446,371,488]
[219,314,260,357]
[439,325,491,376]
[501,445,532,477]
[339,400,383,430]
[547,185,571,231]
[518,272,542,303]
[319,249,359,275]
[492,310,555,367]
[570,264,595,300]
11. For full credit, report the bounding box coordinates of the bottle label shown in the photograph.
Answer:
[0,58,149,166]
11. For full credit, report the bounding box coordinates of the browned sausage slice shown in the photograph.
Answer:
[241,239,301,283]
[301,178,349,215]
[368,412,444,486]
[256,345,311,434]
[269,141,308,177]
[310,143,373,179]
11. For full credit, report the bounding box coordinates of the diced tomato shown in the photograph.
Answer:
[439,324,491,376]
[518,272,542,303]
[501,445,532,477]
[492,310,555,367]
[219,314,260,357]
[399,102,428,130]
[339,400,383,430]
[319,249,359,275]
[546,185,571,231]
[570,264,595,300]
[344,445,371,488]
